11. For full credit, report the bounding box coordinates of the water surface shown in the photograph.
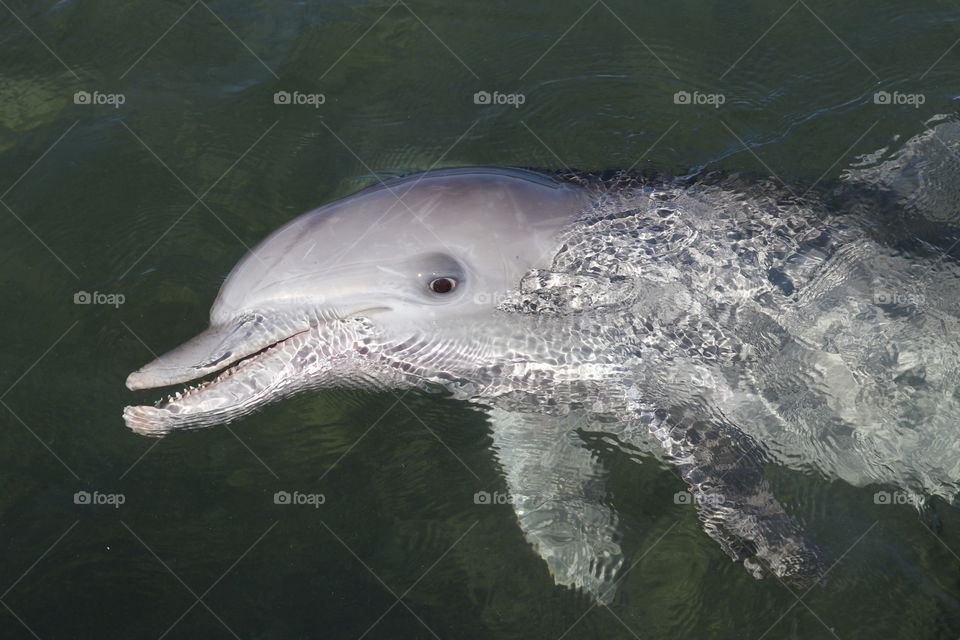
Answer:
[2,0,960,638]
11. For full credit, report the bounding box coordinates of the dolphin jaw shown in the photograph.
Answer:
[126,365,217,391]
[125,305,392,392]
[123,313,293,391]
[122,315,388,436]
[123,332,305,435]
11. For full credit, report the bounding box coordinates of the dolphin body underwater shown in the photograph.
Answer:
[125,121,960,602]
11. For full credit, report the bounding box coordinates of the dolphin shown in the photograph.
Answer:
[125,167,587,427]
[125,132,960,601]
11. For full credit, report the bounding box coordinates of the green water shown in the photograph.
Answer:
[2,0,960,638]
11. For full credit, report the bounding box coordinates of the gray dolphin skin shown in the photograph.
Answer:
[125,126,960,603]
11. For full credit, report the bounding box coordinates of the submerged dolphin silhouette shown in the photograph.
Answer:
[125,131,960,600]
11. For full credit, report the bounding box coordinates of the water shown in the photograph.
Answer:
[2,0,960,637]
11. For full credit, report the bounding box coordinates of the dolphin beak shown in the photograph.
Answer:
[126,313,309,390]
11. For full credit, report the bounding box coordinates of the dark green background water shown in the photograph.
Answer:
[2,1,960,638]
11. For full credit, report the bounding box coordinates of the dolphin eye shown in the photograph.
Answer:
[428,277,457,294]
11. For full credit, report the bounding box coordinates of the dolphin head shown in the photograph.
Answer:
[124,168,590,435]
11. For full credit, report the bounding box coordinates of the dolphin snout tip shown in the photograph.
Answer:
[127,368,174,390]
[126,371,148,390]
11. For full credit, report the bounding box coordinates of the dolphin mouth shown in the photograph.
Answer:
[123,327,313,436]
[123,308,386,436]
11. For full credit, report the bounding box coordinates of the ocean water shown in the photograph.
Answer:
[2,0,960,638]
